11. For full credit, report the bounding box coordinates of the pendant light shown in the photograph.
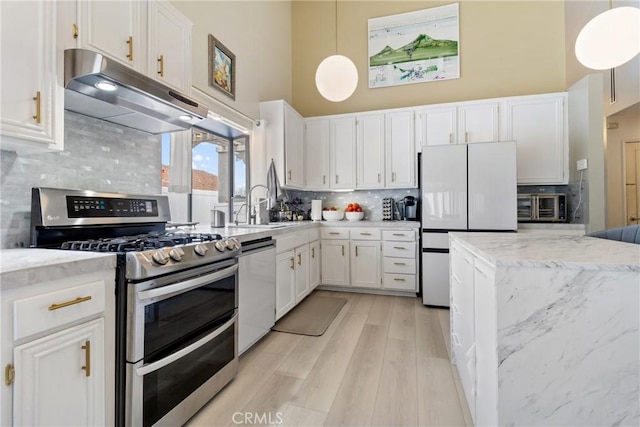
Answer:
[315,0,358,102]
[575,1,640,70]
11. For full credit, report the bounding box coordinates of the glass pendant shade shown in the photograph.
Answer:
[575,6,640,70]
[315,54,358,102]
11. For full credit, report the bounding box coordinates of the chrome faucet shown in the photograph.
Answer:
[246,184,269,225]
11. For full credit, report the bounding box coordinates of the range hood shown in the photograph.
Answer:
[64,48,208,134]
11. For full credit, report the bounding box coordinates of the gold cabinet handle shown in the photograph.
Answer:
[341,245,344,256]
[48,296,92,311]
[72,24,79,39]
[157,54,164,76]
[392,233,405,236]
[290,257,294,270]
[392,172,396,182]
[298,253,302,266]
[335,175,339,184]
[312,247,315,259]
[394,278,406,282]
[465,131,469,143]
[323,175,326,185]
[394,262,406,266]
[329,232,340,235]
[81,341,91,377]
[32,91,41,124]
[378,173,381,183]
[360,232,371,236]
[449,133,453,144]
[5,364,15,386]
[288,170,292,180]
[126,36,134,60]
[393,246,405,250]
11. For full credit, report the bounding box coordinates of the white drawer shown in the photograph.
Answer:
[383,273,416,291]
[382,230,415,241]
[14,280,106,340]
[383,257,416,274]
[350,228,381,240]
[276,231,309,253]
[308,228,320,241]
[321,227,349,239]
[383,241,416,258]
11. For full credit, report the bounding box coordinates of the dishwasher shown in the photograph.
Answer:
[238,237,276,355]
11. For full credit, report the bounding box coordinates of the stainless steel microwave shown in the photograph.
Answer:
[517,193,567,222]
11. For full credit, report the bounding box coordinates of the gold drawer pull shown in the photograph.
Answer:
[392,233,405,236]
[329,232,340,235]
[312,247,315,259]
[48,296,92,311]
[298,253,302,266]
[81,340,91,377]
[393,246,406,250]
[290,257,294,270]
[341,245,345,256]
[157,54,164,76]
[393,262,406,266]
[32,91,41,124]
[126,36,134,60]
[360,232,371,236]
[394,278,406,282]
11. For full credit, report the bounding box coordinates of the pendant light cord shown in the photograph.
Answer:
[335,0,338,54]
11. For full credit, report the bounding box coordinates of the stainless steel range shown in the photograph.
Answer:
[30,187,240,427]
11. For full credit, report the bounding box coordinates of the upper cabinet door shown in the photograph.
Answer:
[504,93,567,185]
[78,0,143,71]
[331,116,358,189]
[284,104,305,188]
[305,119,330,190]
[421,106,457,146]
[148,1,192,93]
[458,102,499,143]
[357,113,385,189]
[0,0,63,153]
[386,111,416,188]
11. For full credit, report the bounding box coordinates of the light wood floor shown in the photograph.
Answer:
[187,291,473,427]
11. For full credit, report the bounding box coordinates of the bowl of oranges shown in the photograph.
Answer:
[345,203,364,221]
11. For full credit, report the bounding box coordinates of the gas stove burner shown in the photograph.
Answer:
[58,232,224,253]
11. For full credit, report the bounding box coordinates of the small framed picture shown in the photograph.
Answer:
[208,34,236,100]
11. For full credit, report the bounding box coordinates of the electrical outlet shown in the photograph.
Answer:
[577,159,588,171]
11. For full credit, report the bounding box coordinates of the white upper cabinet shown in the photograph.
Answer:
[331,116,358,189]
[0,0,64,153]
[458,102,499,143]
[386,110,416,188]
[261,100,305,189]
[147,1,192,93]
[78,0,144,71]
[304,118,330,190]
[504,93,568,184]
[357,112,386,189]
[420,106,457,146]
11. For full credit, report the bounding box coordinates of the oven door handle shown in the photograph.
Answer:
[136,312,237,376]
[137,264,238,301]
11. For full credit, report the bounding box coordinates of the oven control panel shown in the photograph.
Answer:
[67,196,159,218]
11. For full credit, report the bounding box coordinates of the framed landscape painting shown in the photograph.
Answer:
[368,3,460,89]
[208,34,236,99]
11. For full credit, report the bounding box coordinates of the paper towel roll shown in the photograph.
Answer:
[311,200,323,221]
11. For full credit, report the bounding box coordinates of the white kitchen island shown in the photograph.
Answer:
[449,231,639,426]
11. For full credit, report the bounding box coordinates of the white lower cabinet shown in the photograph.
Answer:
[320,239,350,286]
[294,244,310,302]
[309,240,320,290]
[350,241,381,288]
[13,319,105,427]
[275,250,296,320]
[382,230,418,291]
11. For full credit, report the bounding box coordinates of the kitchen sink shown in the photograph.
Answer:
[227,222,301,229]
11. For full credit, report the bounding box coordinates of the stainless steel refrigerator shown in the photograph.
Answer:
[421,142,517,306]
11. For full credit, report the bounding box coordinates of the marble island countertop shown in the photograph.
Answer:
[0,249,117,290]
[450,231,640,271]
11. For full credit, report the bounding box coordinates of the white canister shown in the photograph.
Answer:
[311,200,323,221]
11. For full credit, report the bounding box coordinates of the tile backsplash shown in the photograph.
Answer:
[287,189,420,221]
[0,112,161,249]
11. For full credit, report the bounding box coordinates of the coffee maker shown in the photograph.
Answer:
[402,196,417,220]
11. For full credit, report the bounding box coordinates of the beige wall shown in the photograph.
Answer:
[171,0,292,120]
[291,0,566,117]
[606,104,640,228]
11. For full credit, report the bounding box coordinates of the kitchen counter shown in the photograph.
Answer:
[449,231,639,426]
[0,249,117,290]
[450,230,639,271]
